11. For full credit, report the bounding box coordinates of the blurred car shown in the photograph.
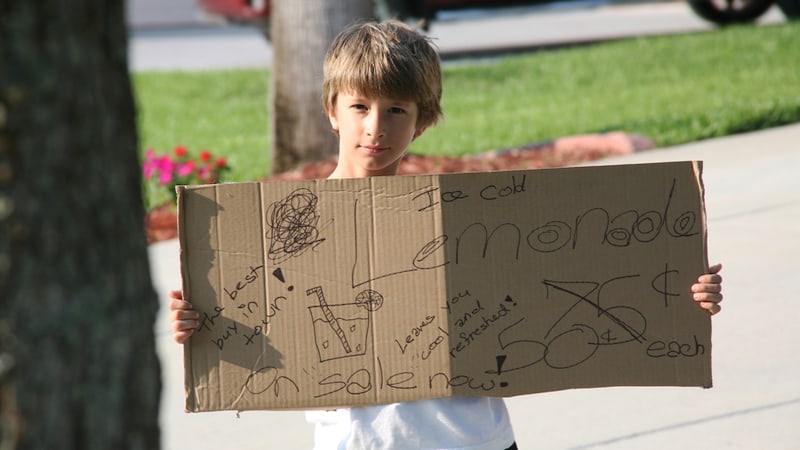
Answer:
[199,0,270,21]
[198,0,550,24]
[197,0,797,36]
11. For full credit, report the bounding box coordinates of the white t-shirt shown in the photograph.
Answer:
[307,397,515,450]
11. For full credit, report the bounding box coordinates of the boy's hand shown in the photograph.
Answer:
[169,290,200,344]
[691,263,723,315]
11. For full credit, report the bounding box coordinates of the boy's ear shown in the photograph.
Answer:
[413,126,427,140]
[327,109,339,133]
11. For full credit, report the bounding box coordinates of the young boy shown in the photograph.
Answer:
[170,20,724,449]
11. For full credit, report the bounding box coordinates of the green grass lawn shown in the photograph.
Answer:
[133,21,800,191]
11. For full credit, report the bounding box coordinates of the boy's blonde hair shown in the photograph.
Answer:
[323,20,443,129]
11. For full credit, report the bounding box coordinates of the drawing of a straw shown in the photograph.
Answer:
[307,286,352,353]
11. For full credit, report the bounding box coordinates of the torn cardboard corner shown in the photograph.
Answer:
[178,161,712,413]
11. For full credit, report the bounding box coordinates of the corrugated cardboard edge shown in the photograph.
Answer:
[652,161,713,390]
[692,161,714,389]
[176,185,198,412]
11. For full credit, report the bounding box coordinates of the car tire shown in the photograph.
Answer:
[687,0,775,24]
[776,0,800,18]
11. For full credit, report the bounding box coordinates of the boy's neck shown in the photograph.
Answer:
[328,162,400,179]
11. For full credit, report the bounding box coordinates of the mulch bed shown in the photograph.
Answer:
[145,132,654,244]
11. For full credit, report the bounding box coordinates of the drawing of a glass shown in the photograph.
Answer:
[308,302,370,362]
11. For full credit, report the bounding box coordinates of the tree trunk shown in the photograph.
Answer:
[270,0,376,174]
[0,1,161,449]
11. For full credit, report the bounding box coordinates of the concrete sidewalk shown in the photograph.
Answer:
[149,123,800,449]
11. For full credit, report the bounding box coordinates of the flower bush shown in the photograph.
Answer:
[142,146,230,210]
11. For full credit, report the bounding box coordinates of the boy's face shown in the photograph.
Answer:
[328,92,425,178]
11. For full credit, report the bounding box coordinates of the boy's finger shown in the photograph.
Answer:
[707,263,723,274]
[172,318,200,333]
[170,299,195,311]
[697,273,723,284]
[174,309,200,320]
[701,302,722,315]
[692,282,721,293]
[173,329,194,344]
[170,309,200,326]
[169,299,184,311]
[693,292,722,304]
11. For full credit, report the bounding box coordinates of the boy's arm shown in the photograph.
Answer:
[691,263,723,315]
[169,289,200,344]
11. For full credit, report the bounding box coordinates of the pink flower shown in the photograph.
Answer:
[156,156,175,185]
[142,149,157,179]
[142,146,232,210]
[178,160,195,177]
[159,170,173,184]
[198,166,210,181]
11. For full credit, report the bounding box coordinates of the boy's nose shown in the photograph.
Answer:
[366,113,386,137]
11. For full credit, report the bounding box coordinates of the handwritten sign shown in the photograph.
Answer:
[178,161,711,412]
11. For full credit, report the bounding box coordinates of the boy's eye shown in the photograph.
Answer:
[388,107,406,114]
[351,104,367,111]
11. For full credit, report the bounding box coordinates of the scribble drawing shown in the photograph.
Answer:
[308,286,352,354]
[355,289,384,311]
[307,287,383,363]
[266,188,326,264]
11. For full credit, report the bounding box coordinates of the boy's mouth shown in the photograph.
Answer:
[361,145,389,153]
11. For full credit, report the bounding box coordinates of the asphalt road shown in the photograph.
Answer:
[128,1,787,72]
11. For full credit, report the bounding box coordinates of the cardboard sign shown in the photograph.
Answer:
[178,161,711,412]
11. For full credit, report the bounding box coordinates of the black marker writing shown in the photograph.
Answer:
[266,188,326,263]
[307,286,352,354]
